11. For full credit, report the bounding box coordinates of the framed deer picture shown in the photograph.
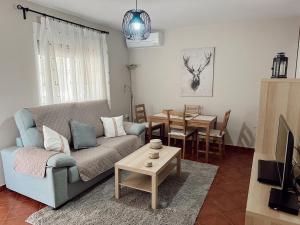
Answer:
[181,47,215,97]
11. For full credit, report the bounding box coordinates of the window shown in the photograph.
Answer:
[33,17,110,106]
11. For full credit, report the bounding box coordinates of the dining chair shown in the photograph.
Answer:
[166,108,197,159]
[134,104,164,140]
[198,110,231,159]
[184,104,201,115]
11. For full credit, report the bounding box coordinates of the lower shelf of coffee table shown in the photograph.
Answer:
[119,162,176,193]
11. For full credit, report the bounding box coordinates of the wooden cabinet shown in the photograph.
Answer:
[255,79,300,161]
[246,79,300,225]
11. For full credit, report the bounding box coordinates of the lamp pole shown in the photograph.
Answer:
[126,64,138,122]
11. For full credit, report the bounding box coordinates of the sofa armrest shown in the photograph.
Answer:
[123,122,145,136]
[1,146,19,158]
[47,153,76,168]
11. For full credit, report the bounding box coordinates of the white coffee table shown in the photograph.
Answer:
[114,143,181,209]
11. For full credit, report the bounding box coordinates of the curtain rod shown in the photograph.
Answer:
[16,4,109,34]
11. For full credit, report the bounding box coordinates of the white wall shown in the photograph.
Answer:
[297,54,300,77]
[129,18,300,148]
[0,0,130,186]
[297,31,300,77]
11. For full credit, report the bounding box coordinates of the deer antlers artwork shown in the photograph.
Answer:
[183,51,212,91]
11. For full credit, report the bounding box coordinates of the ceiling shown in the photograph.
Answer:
[29,0,300,30]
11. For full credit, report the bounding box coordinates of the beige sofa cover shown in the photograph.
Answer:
[28,100,144,181]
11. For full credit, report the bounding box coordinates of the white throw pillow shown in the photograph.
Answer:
[43,126,71,156]
[101,116,126,138]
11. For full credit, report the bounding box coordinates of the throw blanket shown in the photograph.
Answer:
[71,135,142,181]
[14,147,59,178]
[71,146,122,182]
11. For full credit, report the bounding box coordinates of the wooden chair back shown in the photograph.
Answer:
[220,110,231,135]
[184,104,201,115]
[166,108,187,135]
[135,104,147,123]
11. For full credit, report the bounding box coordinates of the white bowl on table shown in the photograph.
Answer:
[150,139,162,149]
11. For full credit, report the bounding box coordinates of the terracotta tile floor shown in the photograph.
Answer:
[0,144,253,225]
[187,146,254,225]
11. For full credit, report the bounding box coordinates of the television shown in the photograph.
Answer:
[263,115,299,215]
[257,115,293,188]
[275,115,294,191]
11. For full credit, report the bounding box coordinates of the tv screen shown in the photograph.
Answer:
[275,115,294,191]
[276,116,289,162]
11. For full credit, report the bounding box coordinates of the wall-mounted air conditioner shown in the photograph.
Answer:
[126,32,163,48]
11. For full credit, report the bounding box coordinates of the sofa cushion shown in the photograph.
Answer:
[16,137,24,147]
[70,120,97,150]
[123,122,146,136]
[14,109,44,147]
[72,100,111,137]
[71,145,122,181]
[29,103,74,142]
[101,116,126,138]
[43,126,71,155]
[97,135,142,157]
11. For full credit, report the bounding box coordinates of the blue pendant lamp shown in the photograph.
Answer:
[122,0,151,40]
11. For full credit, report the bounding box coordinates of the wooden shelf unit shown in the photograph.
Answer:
[246,153,300,225]
[246,79,300,225]
[255,79,300,161]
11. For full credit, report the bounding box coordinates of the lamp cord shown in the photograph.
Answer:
[136,0,137,10]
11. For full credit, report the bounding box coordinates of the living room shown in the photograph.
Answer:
[0,0,300,224]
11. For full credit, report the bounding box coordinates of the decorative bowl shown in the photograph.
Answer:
[149,151,159,159]
[145,161,153,167]
[150,139,162,149]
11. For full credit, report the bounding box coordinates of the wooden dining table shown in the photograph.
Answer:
[148,113,217,162]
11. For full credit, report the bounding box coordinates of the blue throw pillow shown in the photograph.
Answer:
[70,120,97,150]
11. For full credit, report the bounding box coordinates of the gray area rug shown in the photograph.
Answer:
[27,160,218,225]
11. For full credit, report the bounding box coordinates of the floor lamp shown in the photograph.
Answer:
[126,64,138,122]
[295,26,300,78]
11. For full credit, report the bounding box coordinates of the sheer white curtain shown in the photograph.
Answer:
[33,17,110,106]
